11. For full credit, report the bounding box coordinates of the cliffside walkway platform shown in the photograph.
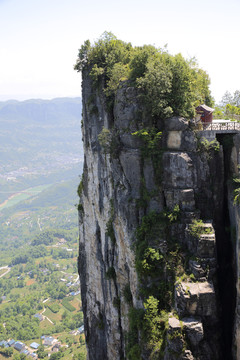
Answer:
[200,120,240,134]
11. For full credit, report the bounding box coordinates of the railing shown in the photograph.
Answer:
[200,121,240,132]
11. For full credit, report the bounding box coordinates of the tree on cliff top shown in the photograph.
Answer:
[74,32,213,119]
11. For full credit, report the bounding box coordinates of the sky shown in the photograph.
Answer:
[0,0,239,104]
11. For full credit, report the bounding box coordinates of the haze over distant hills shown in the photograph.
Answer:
[0,97,83,202]
[0,97,82,122]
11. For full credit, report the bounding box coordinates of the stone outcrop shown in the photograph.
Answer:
[78,68,240,359]
[175,281,216,317]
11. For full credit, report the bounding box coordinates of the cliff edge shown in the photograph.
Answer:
[76,34,240,360]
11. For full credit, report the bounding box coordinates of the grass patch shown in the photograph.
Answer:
[62,298,76,312]
[48,302,61,313]
[39,318,54,330]
[44,307,60,322]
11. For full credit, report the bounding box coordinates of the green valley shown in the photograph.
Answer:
[0,98,85,359]
[0,180,86,360]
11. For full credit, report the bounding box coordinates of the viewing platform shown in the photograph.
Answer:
[198,120,240,134]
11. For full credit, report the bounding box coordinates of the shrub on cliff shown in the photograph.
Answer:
[75,32,213,119]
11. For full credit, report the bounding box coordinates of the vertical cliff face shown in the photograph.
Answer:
[78,71,145,359]
[78,68,240,359]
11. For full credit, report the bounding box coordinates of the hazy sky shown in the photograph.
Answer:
[0,0,239,103]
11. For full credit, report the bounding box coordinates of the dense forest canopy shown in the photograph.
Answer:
[74,32,213,119]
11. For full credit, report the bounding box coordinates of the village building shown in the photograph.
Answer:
[20,349,29,356]
[43,336,57,346]
[34,313,43,321]
[0,340,9,348]
[8,339,16,347]
[29,353,37,358]
[78,325,84,334]
[14,341,25,352]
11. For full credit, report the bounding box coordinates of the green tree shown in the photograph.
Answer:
[136,54,173,118]
[37,345,48,359]
[49,352,63,360]
[0,347,13,357]
[129,45,158,81]
[13,354,21,360]
[225,104,240,118]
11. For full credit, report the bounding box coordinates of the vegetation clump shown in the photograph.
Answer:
[105,266,116,280]
[77,176,84,198]
[98,127,112,152]
[197,137,220,154]
[233,177,240,205]
[105,199,116,244]
[126,298,169,360]
[132,128,162,158]
[189,219,213,238]
[132,129,163,186]
[75,32,213,120]
[125,206,187,358]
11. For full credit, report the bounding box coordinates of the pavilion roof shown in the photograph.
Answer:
[196,104,214,113]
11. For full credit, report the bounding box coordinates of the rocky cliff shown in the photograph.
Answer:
[78,67,240,359]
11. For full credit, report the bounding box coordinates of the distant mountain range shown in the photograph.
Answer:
[0,97,82,123]
[0,97,83,202]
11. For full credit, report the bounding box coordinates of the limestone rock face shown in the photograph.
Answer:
[182,317,204,346]
[78,69,240,359]
[175,281,217,317]
[79,73,145,360]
